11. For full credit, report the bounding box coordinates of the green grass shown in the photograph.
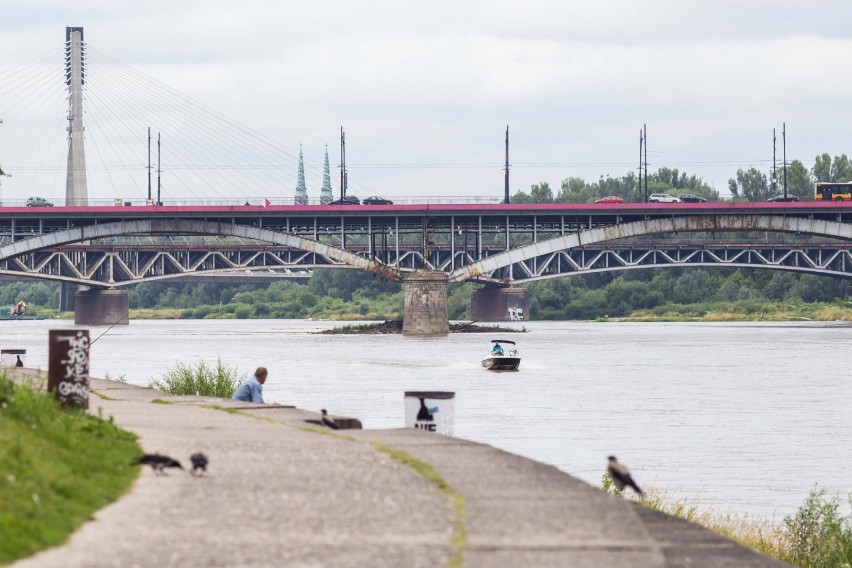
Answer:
[0,373,141,564]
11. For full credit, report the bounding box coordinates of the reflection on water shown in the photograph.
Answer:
[5,318,851,518]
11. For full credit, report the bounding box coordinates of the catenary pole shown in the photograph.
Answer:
[504,125,510,204]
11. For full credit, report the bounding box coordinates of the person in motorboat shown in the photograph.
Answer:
[491,342,504,356]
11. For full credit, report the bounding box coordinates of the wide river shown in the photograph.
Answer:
[4,319,850,519]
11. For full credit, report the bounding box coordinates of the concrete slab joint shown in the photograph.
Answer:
[402,271,449,336]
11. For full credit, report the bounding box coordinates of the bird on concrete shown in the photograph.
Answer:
[190,453,209,477]
[607,456,643,495]
[320,409,340,430]
[131,453,183,475]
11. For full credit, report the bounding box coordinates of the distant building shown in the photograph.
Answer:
[321,145,333,205]
[294,144,308,205]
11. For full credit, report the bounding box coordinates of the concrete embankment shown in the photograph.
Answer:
[9,372,790,568]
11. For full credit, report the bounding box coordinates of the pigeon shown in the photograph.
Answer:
[607,456,643,495]
[190,453,209,477]
[320,409,340,430]
[131,453,183,475]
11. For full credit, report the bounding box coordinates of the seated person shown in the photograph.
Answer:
[491,343,504,356]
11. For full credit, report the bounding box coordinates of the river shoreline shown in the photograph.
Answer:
[318,319,527,334]
[5,370,790,567]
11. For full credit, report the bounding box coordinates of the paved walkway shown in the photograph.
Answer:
[10,373,790,567]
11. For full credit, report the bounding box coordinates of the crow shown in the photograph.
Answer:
[607,456,643,495]
[320,409,340,430]
[190,453,209,477]
[131,453,183,475]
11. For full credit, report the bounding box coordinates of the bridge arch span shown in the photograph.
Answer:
[0,219,404,283]
[449,214,852,282]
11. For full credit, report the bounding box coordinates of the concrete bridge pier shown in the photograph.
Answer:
[75,289,130,326]
[470,287,530,322]
[59,282,82,312]
[402,271,449,335]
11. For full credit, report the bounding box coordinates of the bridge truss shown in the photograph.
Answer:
[1,203,852,286]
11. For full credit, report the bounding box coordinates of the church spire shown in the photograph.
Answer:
[321,144,333,204]
[295,143,308,205]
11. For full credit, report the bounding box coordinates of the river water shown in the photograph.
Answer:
[3,318,850,519]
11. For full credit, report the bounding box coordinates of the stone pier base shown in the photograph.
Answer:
[75,289,130,326]
[402,271,449,336]
[470,287,530,322]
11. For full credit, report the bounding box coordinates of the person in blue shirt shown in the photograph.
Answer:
[232,367,268,403]
[491,342,503,356]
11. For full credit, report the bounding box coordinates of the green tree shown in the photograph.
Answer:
[556,177,595,203]
[728,168,771,201]
[672,269,716,304]
[511,190,532,203]
[813,153,832,182]
[529,182,554,203]
[604,277,664,313]
[594,173,639,202]
[763,272,796,300]
[812,153,852,182]
[790,274,846,302]
[832,154,852,181]
[780,160,813,200]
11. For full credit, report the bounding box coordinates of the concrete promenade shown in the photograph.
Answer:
[10,373,790,568]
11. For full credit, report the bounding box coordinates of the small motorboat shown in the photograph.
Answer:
[481,339,521,371]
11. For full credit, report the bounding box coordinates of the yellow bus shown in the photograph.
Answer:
[815,182,852,201]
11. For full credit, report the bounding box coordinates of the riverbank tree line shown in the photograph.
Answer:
[1,265,849,321]
[511,154,851,204]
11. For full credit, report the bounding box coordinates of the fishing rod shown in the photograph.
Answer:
[90,312,130,345]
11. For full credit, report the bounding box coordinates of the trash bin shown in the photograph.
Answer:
[1,348,26,367]
[404,391,455,436]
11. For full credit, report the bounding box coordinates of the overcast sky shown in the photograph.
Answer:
[1,1,851,202]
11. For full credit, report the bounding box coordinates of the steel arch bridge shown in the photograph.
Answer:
[1,204,852,287]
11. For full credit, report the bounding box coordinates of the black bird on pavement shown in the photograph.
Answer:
[321,409,340,430]
[190,453,209,477]
[607,456,643,495]
[131,453,183,475]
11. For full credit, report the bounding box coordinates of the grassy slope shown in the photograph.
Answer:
[0,375,141,564]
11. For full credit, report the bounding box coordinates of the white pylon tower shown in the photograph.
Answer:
[65,26,88,206]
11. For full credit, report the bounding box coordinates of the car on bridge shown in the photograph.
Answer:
[648,193,680,203]
[26,196,54,207]
[677,194,708,203]
[594,196,624,204]
[362,196,393,205]
[767,194,800,202]
[329,195,360,205]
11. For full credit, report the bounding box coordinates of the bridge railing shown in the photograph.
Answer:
[0,196,506,207]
